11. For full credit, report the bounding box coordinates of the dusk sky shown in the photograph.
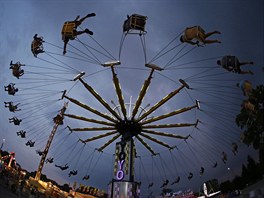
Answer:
[0,0,263,197]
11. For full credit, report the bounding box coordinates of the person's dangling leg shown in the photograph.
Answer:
[204,31,221,39]
[203,39,221,44]
[77,13,96,26]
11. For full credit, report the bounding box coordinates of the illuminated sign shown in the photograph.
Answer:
[116,160,125,180]
[115,142,126,181]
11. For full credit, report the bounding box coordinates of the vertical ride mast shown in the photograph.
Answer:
[35,102,68,181]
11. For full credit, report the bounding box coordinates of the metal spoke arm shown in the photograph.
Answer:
[137,79,189,122]
[139,133,173,149]
[79,78,121,120]
[64,113,115,126]
[136,135,157,156]
[142,129,190,139]
[131,69,154,119]
[141,101,199,125]
[63,95,117,123]
[80,131,117,143]
[142,120,198,129]
[97,133,121,152]
[111,66,127,119]
[71,126,116,132]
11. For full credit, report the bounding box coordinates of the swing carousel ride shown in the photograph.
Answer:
[2,12,259,197]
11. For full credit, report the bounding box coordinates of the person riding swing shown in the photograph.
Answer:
[61,13,96,55]
[180,26,221,46]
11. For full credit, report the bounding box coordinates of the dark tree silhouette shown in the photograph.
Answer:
[236,85,264,171]
[60,183,71,193]
[245,155,262,182]
[220,180,232,194]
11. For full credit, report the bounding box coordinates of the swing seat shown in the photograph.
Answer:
[31,40,43,55]
[61,21,76,41]
[12,69,21,77]
[222,56,238,67]
[123,14,147,34]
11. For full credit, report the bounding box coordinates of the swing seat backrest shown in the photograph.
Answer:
[31,40,43,53]
[123,14,147,33]
[61,22,77,41]
[12,69,19,76]
[222,56,238,68]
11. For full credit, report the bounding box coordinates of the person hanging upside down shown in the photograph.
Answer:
[10,60,25,79]
[221,151,227,164]
[148,182,153,189]
[180,26,221,46]
[4,83,18,95]
[9,116,22,125]
[36,150,44,156]
[4,101,21,112]
[62,13,96,55]
[17,130,26,138]
[212,162,218,168]
[217,55,254,74]
[45,157,54,164]
[200,167,205,176]
[188,172,193,180]
[25,140,35,147]
[55,163,69,170]
[160,179,169,188]
[232,142,238,155]
[82,175,90,180]
[68,170,78,177]
[31,34,45,57]
[171,176,180,185]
